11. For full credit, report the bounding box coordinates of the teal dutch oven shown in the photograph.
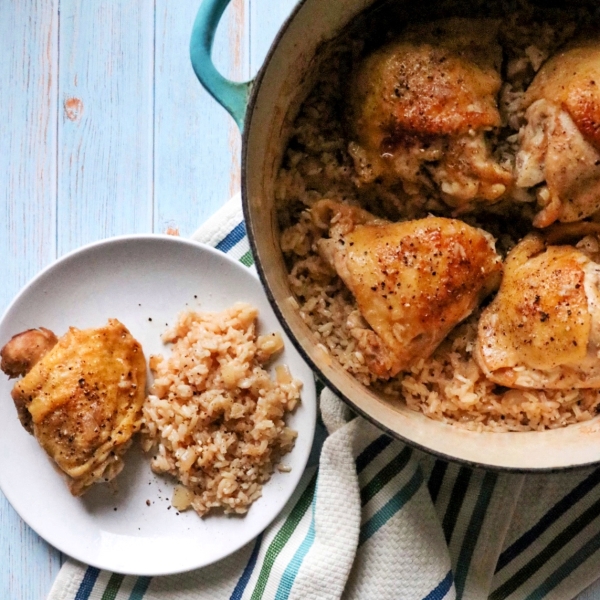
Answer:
[189,0,600,472]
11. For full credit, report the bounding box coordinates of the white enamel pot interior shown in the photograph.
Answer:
[220,0,600,471]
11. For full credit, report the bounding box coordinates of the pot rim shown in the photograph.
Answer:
[240,0,600,474]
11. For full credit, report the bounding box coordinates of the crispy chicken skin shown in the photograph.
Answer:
[347,18,512,205]
[2,319,146,496]
[476,234,600,389]
[313,200,502,378]
[516,41,600,227]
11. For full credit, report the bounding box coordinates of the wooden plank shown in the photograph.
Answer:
[0,1,58,309]
[0,0,62,597]
[250,0,298,76]
[57,0,155,255]
[154,0,250,237]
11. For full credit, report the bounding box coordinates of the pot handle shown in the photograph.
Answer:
[190,0,252,131]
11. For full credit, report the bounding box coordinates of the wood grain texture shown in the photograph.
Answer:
[0,0,58,310]
[0,1,62,599]
[57,0,155,254]
[1,1,600,598]
[154,0,249,236]
[250,0,297,76]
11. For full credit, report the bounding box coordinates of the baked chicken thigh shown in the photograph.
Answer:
[516,40,600,227]
[476,234,600,388]
[348,18,512,206]
[313,200,502,378]
[1,319,146,495]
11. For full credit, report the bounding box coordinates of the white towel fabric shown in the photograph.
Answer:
[48,195,600,600]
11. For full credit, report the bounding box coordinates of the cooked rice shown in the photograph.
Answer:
[276,1,600,432]
[386,315,600,432]
[142,303,301,516]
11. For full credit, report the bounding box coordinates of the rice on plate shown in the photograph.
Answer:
[277,0,600,432]
[142,303,301,516]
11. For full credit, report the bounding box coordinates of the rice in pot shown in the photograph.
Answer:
[276,1,600,432]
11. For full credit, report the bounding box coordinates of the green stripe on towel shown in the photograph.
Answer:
[240,250,254,267]
[99,573,124,600]
[250,473,318,600]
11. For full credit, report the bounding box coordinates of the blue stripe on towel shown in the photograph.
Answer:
[230,435,401,600]
[359,467,424,546]
[422,570,454,600]
[216,222,246,253]
[230,534,263,600]
[74,567,100,600]
[129,577,151,599]
[274,495,317,600]
[496,467,600,572]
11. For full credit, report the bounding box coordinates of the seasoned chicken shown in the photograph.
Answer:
[476,234,600,388]
[348,18,512,206]
[313,200,502,378]
[515,41,600,227]
[1,319,146,495]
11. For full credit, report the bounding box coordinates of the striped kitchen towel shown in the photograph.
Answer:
[48,195,600,600]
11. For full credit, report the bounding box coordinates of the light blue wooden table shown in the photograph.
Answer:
[0,1,297,597]
[3,2,600,599]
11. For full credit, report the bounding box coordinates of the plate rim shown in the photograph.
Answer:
[0,233,317,575]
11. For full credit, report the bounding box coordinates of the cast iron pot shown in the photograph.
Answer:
[189,0,600,471]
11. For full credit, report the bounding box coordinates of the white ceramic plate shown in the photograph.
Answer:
[0,235,316,575]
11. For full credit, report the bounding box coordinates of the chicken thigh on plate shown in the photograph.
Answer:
[476,233,600,389]
[516,40,600,227]
[347,18,513,206]
[1,319,146,495]
[312,200,503,378]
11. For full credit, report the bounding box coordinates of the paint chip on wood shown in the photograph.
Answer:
[64,97,83,121]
